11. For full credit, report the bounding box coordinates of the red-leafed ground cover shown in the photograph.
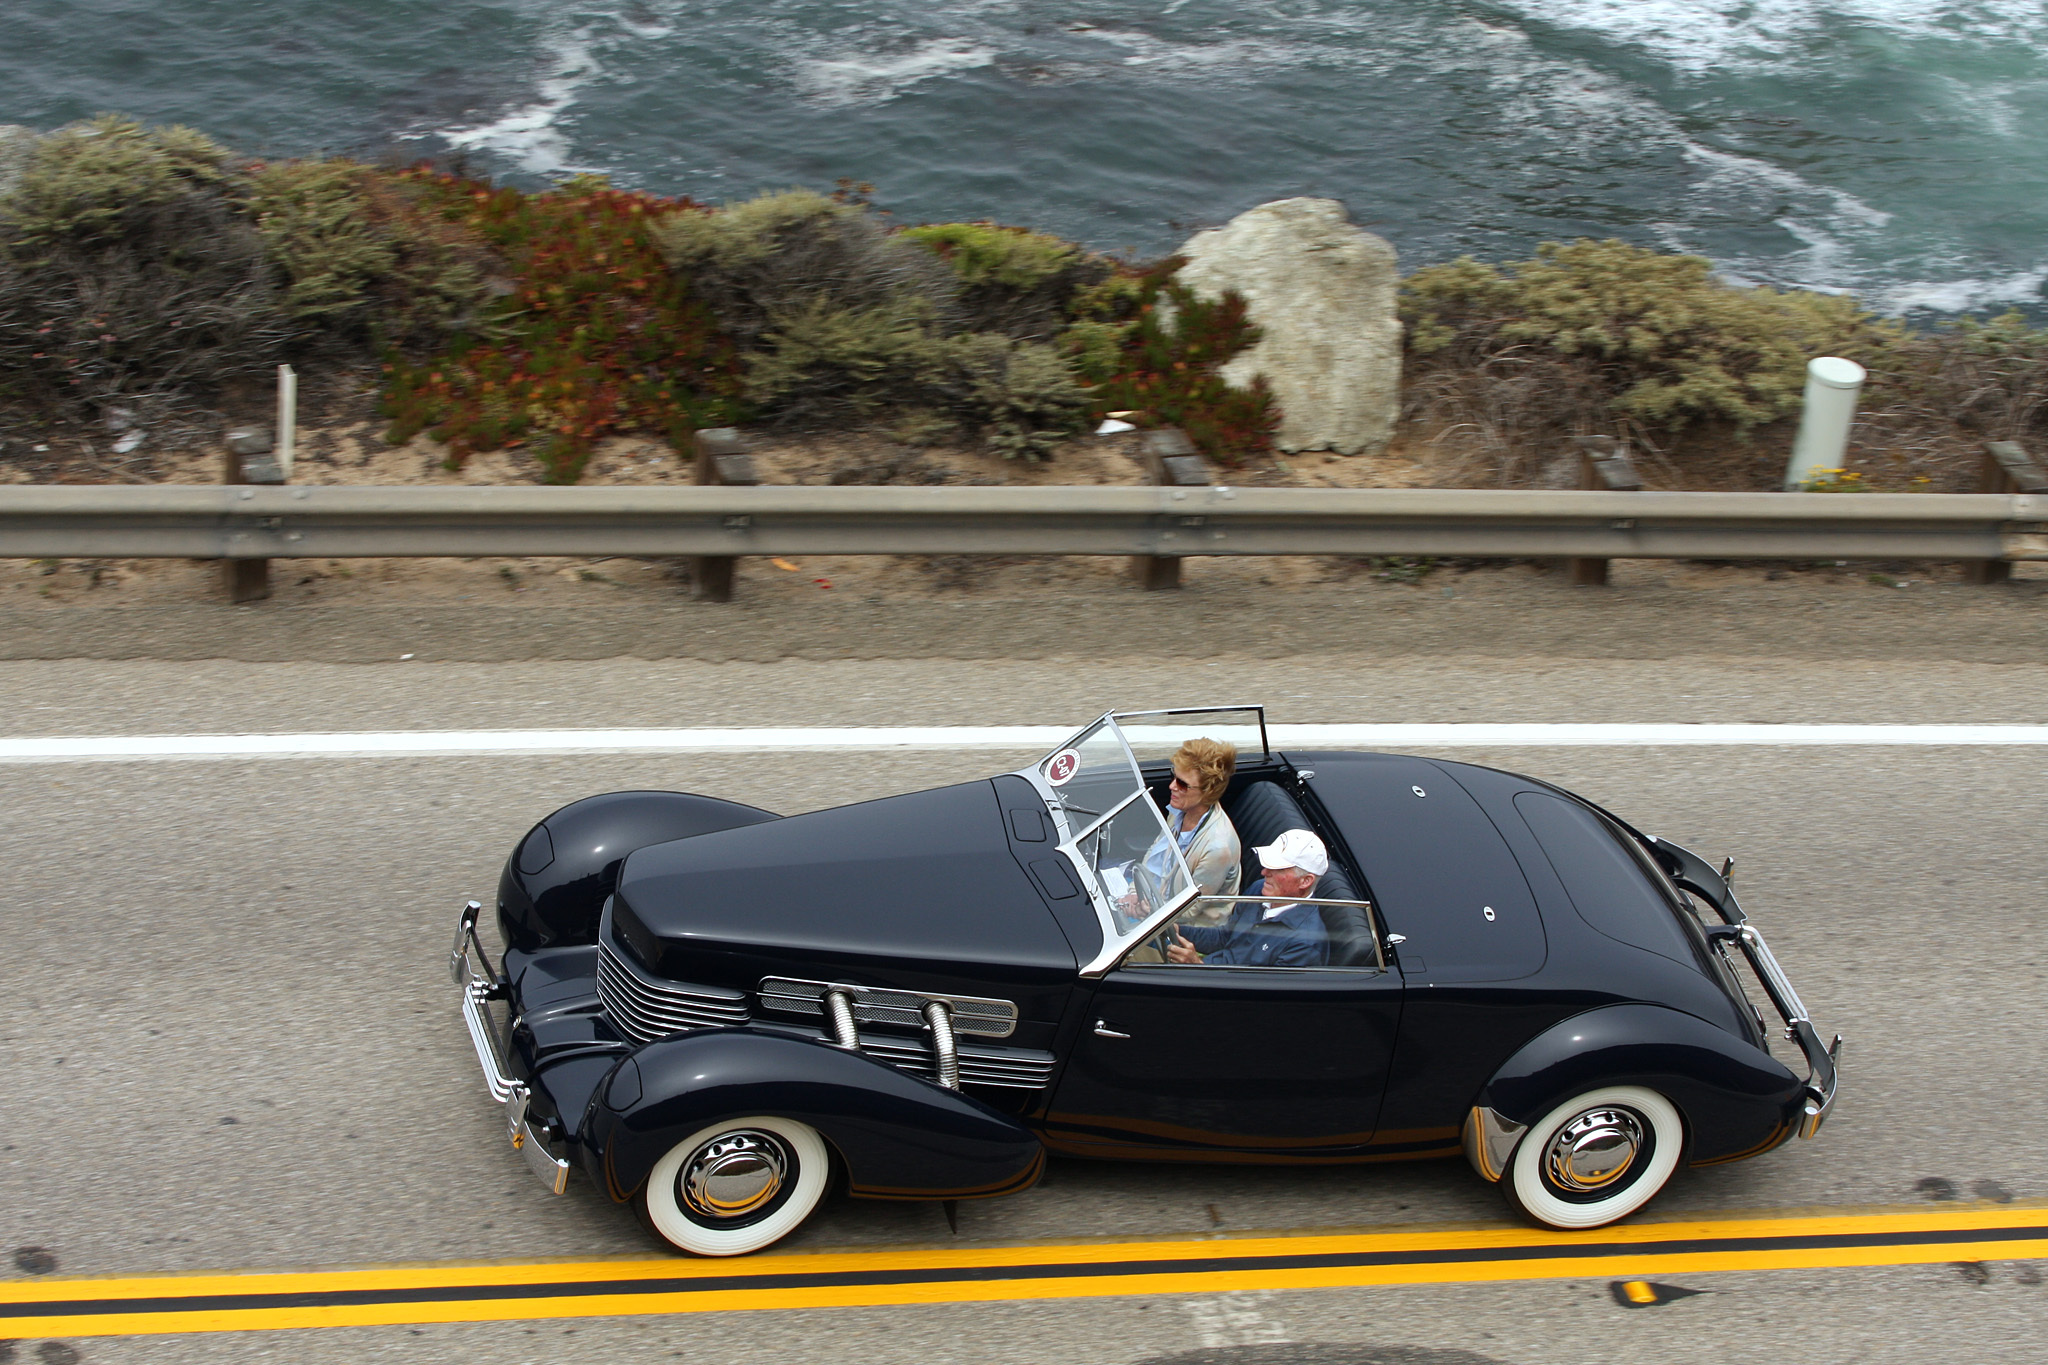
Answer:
[381,174,744,483]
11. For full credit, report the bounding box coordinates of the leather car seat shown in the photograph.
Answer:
[1224,781,1379,968]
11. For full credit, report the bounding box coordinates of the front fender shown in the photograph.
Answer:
[582,1028,1045,1204]
[498,791,778,952]
[1475,1003,1805,1170]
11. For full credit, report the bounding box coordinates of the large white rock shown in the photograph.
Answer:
[1175,197,1400,455]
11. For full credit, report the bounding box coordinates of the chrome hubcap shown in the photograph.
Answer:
[1543,1107,1644,1192]
[679,1131,787,1220]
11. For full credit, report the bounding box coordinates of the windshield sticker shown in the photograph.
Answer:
[1044,749,1082,786]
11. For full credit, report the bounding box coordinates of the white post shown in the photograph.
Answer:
[276,364,298,479]
[1784,357,1866,490]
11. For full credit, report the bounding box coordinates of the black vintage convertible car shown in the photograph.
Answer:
[451,706,1839,1256]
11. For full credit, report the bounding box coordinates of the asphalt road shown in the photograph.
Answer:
[2,654,2045,1364]
[6,556,2048,667]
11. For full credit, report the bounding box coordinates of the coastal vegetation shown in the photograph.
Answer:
[1,116,2043,489]
[0,116,290,419]
[1400,240,2047,487]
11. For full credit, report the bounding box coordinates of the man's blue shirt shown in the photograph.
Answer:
[1181,883,1328,967]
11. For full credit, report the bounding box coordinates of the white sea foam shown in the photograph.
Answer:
[437,28,601,174]
[1485,0,2048,74]
[1877,266,2048,314]
[1934,74,2029,140]
[1681,142,1892,229]
[795,39,997,104]
[1070,27,1304,74]
[1387,13,1912,295]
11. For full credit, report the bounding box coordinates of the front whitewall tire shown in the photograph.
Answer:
[1504,1085,1683,1230]
[640,1115,831,1256]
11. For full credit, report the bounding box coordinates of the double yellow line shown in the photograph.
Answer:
[5,1204,2042,1339]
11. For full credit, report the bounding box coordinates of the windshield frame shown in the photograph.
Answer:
[1110,705,1271,767]
[1019,709,1282,976]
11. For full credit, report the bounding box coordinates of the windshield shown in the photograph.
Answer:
[1111,707,1270,768]
[1023,708,1267,968]
[1075,791,1193,935]
[1036,717,1140,835]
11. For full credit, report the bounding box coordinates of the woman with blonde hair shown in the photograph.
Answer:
[1125,739,1241,960]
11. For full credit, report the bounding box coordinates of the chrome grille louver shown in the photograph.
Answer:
[595,939,749,1043]
[758,977,1018,1038]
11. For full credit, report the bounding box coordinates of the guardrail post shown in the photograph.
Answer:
[689,427,758,602]
[1964,440,2048,585]
[1567,436,1642,586]
[1132,428,1212,591]
[220,425,287,603]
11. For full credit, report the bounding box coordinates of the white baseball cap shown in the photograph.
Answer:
[1253,828,1328,877]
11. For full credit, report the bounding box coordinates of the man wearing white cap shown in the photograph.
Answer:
[1165,828,1329,968]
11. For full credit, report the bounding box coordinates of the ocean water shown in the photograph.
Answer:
[5,1,2045,317]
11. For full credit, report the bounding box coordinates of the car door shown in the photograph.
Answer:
[1041,961,1402,1158]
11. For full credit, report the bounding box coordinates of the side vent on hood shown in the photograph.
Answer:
[758,977,1019,1039]
[589,955,1054,1090]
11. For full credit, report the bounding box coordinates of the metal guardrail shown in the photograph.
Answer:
[1,484,2045,563]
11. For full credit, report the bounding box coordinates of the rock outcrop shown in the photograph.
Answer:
[1175,198,1400,455]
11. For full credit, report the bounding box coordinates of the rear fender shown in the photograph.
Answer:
[1471,1003,1805,1172]
[582,1028,1045,1203]
[498,791,777,951]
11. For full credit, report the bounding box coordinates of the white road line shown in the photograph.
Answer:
[1,723,2046,764]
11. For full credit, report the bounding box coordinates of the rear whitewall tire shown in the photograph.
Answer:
[639,1116,831,1256]
[1503,1085,1684,1230]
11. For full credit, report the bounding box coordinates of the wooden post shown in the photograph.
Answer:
[1131,428,1214,591]
[1963,441,2048,585]
[689,428,759,602]
[221,429,287,603]
[1567,436,1642,587]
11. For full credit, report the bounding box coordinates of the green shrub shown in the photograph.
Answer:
[655,189,849,272]
[743,298,1089,455]
[1403,239,1900,431]
[901,223,1077,290]
[246,160,396,322]
[943,332,1093,459]
[657,192,1093,454]
[2,115,236,249]
[654,190,959,349]
[745,295,951,420]
[246,159,494,347]
[904,221,1111,339]
[0,116,290,416]
[1064,257,1279,465]
[1398,238,1915,484]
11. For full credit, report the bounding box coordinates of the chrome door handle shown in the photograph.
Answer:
[1093,1020,1131,1039]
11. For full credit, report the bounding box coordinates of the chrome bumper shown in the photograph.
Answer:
[1710,921,1843,1139]
[1650,837,1842,1138]
[450,900,573,1195]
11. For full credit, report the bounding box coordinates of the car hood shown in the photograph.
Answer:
[611,779,1079,1020]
